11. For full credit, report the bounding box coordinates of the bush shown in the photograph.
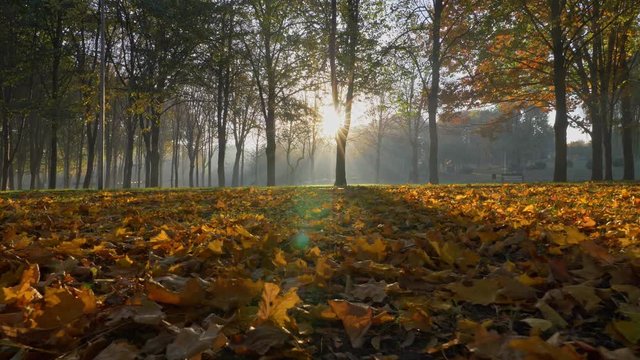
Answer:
[459,166,474,174]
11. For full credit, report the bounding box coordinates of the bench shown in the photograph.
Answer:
[501,172,524,183]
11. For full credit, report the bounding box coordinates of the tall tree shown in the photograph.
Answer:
[243,0,319,186]
[332,0,359,186]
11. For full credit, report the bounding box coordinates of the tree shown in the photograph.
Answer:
[230,77,259,187]
[331,0,359,187]
[329,0,386,186]
[363,93,393,183]
[112,0,211,187]
[393,0,477,184]
[243,0,320,186]
[0,1,36,190]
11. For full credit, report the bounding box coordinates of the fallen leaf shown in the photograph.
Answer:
[328,300,373,348]
[240,325,289,355]
[509,336,581,360]
[94,340,138,360]
[448,279,501,305]
[166,323,226,360]
[256,283,301,327]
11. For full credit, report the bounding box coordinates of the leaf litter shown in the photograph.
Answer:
[0,184,639,359]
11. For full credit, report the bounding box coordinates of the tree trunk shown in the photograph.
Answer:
[232,146,242,186]
[410,134,419,183]
[604,124,613,180]
[75,121,84,188]
[105,120,113,188]
[427,0,443,184]
[189,157,195,187]
[172,115,179,188]
[1,89,11,190]
[83,116,98,188]
[122,117,135,188]
[29,117,44,190]
[588,104,603,180]
[589,0,603,181]
[375,138,381,184]
[334,0,359,187]
[63,124,71,188]
[550,0,568,182]
[217,68,229,187]
[620,44,634,180]
[48,14,63,190]
[240,147,245,186]
[149,117,161,187]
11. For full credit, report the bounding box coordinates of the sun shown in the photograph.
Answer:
[320,104,342,137]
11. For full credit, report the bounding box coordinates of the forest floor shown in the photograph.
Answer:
[0,184,639,359]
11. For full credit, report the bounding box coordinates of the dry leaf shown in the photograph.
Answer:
[328,300,373,348]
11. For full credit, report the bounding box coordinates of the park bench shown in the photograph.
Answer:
[501,172,524,183]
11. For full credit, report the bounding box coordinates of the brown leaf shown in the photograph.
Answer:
[328,300,373,348]
[349,281,389,302]
[94,340,139,360]
[166,323,226,360]
[241,325,289,355]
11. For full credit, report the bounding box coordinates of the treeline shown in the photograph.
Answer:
[0,0,639,190]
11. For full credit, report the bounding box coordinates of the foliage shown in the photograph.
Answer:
[1,184,639,358]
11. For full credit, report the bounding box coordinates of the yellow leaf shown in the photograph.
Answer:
[146,278,204,306]
[272,249,287,267]
[610,320,640,343]
[448,279,501,305]
[116,255,134,268]
[151,230,171,243]
[562,285,601,312]
[234,224,254,238]
[32,287,86,329]
[115,227,128,237]
[352,236,387,262]
[399,308,431,331]
[208,278,263,311]
[207,239,224,254]
[257,283,301,327]
[315,256,334,280]
[509,336,582,360]
[535,300,568,328]
[520,318,553,334]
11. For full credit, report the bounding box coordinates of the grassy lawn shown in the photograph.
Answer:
[1,184,639,359]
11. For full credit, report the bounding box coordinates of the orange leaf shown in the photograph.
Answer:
[328,300,373,348]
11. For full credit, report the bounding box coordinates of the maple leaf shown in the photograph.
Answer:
[145,277,204,306]
[328,300,373,348]
[166,323,226,360]
[31,286,96,330]
[448,279,502,305]
[256,283,301,327]
[508,336,582,360]
[351,236,387,262]
[206,278,264,311]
